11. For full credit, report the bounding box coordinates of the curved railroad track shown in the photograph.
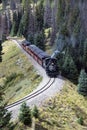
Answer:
[6,78,55,109]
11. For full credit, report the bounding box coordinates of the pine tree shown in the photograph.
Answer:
[44,0,52,28]
[62,54,78,82]
[17,10,29,38]
[57,0,65,28]
[17,10,22,27]
[10,11,18,36]
[35,0,44,31]
[0,86,12,130]
[27,33,34,44]
[34,31,45,51]
[6,9,12,34]
[32,105,39,118]
[22,0,31,12]
[2,0,7,10]
[78,69,87,96]
[19,102,32,126]
[10,0,16,10]
[2,13,8,41]
[17,19,23,37]
[83,39,87,70]
[0,40,2,62]
[50,0,58,45]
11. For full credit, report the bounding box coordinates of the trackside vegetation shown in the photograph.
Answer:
[13,81,87,130]
[38,81,87,130]
[0,40,42,105]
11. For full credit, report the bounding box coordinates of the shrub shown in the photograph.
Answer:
[4,73,17,85]
[4,73,24,88]
[77,116,84,125]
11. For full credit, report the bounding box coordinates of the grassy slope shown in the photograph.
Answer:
[0,40,42,104]
[38,81,87,130]
[13,80,87,130]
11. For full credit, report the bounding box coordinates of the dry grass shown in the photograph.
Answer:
[0,40,42,105]
[38,81,87,130]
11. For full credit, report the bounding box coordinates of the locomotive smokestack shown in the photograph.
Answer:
[51,50,65,58]
[51,50,60,58]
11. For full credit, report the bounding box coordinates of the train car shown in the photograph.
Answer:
[26,45,50,66]
[21,40,31,50]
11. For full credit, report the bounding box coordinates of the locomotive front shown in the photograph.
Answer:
[44,58,59,77]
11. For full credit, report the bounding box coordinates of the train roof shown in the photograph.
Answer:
[28,44,50,59]
[22,40,31,45]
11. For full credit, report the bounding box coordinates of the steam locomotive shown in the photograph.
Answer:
[20,40,59,77]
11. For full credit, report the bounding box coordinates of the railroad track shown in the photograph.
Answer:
[6,78,55,109]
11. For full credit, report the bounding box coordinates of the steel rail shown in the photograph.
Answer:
[6,78,55,109]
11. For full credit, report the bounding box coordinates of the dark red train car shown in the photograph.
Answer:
[20,40,30,50]
[26,45,49,67]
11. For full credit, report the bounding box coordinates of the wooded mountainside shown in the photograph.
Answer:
[0,0,87,90]
[0,0,87,45]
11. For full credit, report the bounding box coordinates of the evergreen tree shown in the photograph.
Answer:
[2,13,8,41]
[22,0,27,10]
[17,19,23,37]
[10,0,16,10]
[50,0,58,45]
[78,69,87,96]
[57,0,65,28]
[44,0,52,28]
[0,86,12,130]
[0,40,2,62]
[19,102,32,126]
[22,0,31,12]
[17,10,29,38]
[62,54,78,82]
[10,11,18,36]
[6,9,12,34]
[34,31,45,51]
[36,0,44,31]
[17,11,22,27]
[27,33,34,44]
[32,105,39,118]
[83,39,87,70]
[78,41,84,67]
[2,0,7,10]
